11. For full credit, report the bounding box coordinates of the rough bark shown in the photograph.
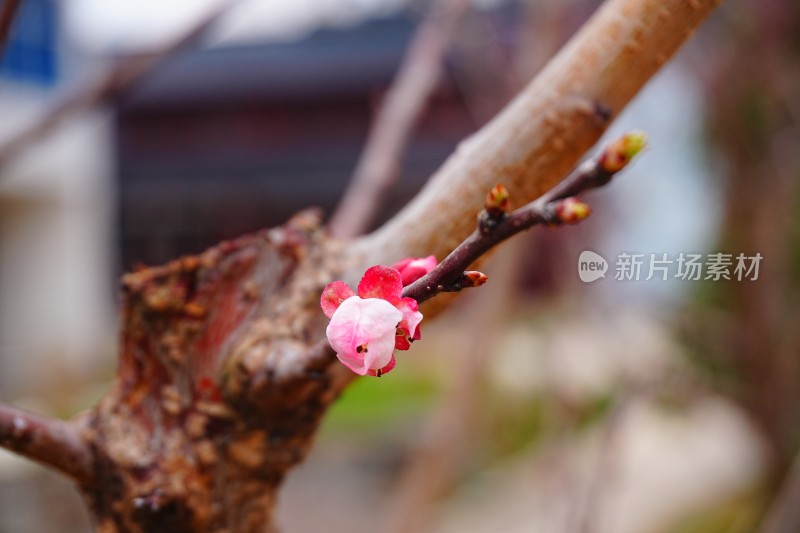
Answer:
[80,211,348,532]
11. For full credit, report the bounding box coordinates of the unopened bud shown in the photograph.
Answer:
[462,271,488,287]
[555,197,591,224]
[485,184,510,217]
[600,130,647,173]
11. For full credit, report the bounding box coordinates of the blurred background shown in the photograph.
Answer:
[0,0,798,531]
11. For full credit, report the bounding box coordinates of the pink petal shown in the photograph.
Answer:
[326,297,402,375]
[320,281,356,318]
[394,331,411,351]
[357,266,403,303]
[392,258,413,272]
[367,354,396,377]
[361,329,395,372]
[394,297,423,351]
[393,255,437,286]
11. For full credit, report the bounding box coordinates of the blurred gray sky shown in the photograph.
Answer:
[66,0,411,52]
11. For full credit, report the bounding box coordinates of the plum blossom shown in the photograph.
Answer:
[321,262,435,376]
[325,297,401,376]
[391,255,437,286]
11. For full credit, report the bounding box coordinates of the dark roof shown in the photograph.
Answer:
[120,14,417,109]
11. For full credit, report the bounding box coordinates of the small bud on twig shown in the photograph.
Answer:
[462,271,488,287]
[484,184,510,218]
[441,270,489,292]
[554,197,591,224]
[479,184,510,235]
[599,130,647,173]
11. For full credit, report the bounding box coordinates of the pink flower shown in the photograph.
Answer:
[326,297,401,376]
[392,255,437,286]
[321,265,426,376]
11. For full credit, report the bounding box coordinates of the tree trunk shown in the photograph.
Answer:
[78,212,346,532]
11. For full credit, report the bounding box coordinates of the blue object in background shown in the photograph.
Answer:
[0,0,58,86]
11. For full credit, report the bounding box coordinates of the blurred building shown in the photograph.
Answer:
[0,0,114,393]
[115,14,474,268]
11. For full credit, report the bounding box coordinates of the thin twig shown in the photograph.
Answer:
[0,403,93,484]
[402,131,646,303]
[0,0,22,60]
[328,0,470,239]
[0,0,236,167]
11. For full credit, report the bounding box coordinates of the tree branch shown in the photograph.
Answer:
[402,131,646,303]
[0,403,93,484]
[0,0,22,60]
[350,0,722,270]
[328,0,470,239]
[0,0,236,167]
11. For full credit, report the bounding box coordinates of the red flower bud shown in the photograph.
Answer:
[485,184,510,217]
[599,131,647,173]
[555,197,591,224]
[462,271,488,287]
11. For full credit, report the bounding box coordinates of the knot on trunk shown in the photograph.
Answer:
[81,210,347,533]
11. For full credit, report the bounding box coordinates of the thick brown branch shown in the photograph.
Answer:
[328,0,470,239]
[0,403,93,484]
[0,0,22,60]
[350,0,722,271]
